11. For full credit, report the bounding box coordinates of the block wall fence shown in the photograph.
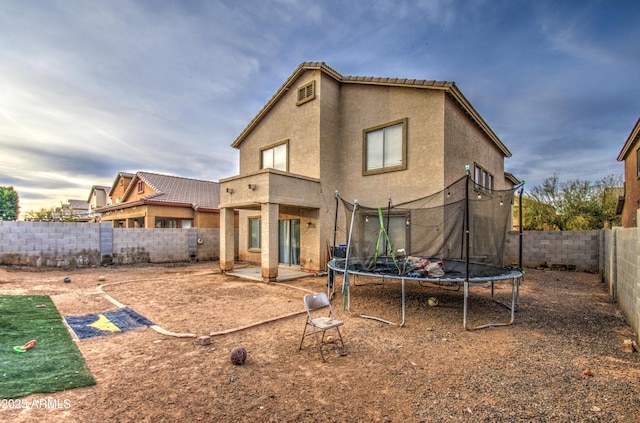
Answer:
[504,228,638,342]
[0,221,238,267]
[0,221,638,341]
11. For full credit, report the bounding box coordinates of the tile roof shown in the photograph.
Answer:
[67,199,90,211]
[231,62,510,157]
[134,171,220,210]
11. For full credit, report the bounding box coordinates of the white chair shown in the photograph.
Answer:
[298,292,345,361]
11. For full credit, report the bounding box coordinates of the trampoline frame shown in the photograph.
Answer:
[327,258,523,330]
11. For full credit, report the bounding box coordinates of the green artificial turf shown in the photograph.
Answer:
[0,295,96,399]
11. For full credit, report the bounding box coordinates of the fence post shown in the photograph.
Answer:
[99,222,113,265]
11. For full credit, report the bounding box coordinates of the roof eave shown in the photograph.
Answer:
[447,85,512,158]
[617,117,640,161]
[232,62,511,158]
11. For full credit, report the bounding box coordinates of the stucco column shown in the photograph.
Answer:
[261,202,279,282]
[219,207,235,272]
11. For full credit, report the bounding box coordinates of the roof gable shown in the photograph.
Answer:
[108,172,135,197]
[87,185,110,202]
[617,117,640,162]
[231,62,511,157]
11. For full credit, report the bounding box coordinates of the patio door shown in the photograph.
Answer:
[279,219,300,265]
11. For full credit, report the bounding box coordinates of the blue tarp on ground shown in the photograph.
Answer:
[65,307,154,340]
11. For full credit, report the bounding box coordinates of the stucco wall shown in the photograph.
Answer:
[444,97,507,189]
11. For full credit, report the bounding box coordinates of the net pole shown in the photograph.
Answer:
[328,190,339,295]
[465,169,470,281]
[333,190,339,248]
[385,195,391,255]
[464,168,470,329]
[343,200,358,311]
[518,185,524,269]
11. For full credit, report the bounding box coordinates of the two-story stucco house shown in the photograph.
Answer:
[218,62,514,281]
[616,117,640,227]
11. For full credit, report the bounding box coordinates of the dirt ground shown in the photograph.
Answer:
[1,262,639,422]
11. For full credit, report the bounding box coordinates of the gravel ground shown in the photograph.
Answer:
[0,263,639,422]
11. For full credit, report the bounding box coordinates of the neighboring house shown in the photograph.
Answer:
[88,185,110,209]
[616,117,640,227]
[87,185,110,221]
[58,199,92,221]
[108,172,135,205]
[97,171,224,229]
[218,62,515,281]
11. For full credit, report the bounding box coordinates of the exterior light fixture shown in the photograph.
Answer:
[248,184,256,190]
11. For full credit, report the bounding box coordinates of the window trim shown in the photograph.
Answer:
[474,163,494,190]
[260,139,289,172]
[296,80,316,106]
[137,181,144,194]
[248,217,261,251]
[362,118,408,175]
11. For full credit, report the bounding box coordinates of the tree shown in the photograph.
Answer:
[23,204,84,222]
[0,186,19,221]
[522,174,622,230]
[523,174,562,230]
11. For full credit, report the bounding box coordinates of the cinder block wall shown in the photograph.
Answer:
[505,230,600,272]
[604,227,639,336]
[0,221,102,266]
[0,221,226,266]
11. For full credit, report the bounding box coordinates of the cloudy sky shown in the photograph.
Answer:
[1,0,639,215]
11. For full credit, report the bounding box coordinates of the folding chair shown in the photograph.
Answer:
[298,292,345,361]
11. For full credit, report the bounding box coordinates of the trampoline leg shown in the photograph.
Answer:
[463,281,469,330]
[401,278,406,327]
[468,276,520,330]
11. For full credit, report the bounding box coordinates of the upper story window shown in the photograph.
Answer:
[261,141,288,171]
[137,181,145,193]
[363,118,407,175]
[474,164,494,189]
[636,148,640,178]
[296,80,315,106]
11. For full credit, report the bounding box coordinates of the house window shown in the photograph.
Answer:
[637,148,640,178]
[154,218,193,228]
[296,80,315,105]
[363,214,408,253]
[248,217,261,250]
[474,164,494,189]
[137,181,144,194]
[261,141,288,171]
[363,118,407,175]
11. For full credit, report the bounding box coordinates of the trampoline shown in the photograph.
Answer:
[327,169,525,330]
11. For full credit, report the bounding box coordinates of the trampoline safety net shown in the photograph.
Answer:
[336,174,523,280]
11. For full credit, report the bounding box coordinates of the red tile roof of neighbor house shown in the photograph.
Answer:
[97,172,220,212]
[231,62,510,157]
